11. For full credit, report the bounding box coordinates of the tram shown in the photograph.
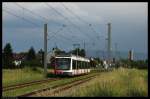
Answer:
[51,54,91,76]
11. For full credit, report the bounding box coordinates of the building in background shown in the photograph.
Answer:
[128,49,134,61]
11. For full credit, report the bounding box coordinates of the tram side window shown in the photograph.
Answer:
[88,62,90,68]
[81,61,83,69]
[86,62,88,69]
[83,62,85,69]
[77,61,80,69]
[77,61,83,69]
[81,61,84,69]
[72,60,76,69]
[72,60,90,69]
[86,62,88,68]
[80,61,82,69]
[77,60,79,69]
[84,62,86,69]
[78,61,80,69]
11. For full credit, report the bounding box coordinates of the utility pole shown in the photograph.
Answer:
[73,43,80,75]
[107,23,111,61]
[44,23,47,77]
[115,43,118,60]
[83,41,86,56]
[73,44,80,56]
[83,41,85,50]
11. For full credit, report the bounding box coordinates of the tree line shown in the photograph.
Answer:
[2,43,44,69]
[118,59,148,69]
[3,43,147,70]
[2,43,87,69]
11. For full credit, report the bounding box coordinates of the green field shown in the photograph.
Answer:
[43,68,148,97]
[2,67,148,97]
[3,72,97,97]
[2,67,45,87]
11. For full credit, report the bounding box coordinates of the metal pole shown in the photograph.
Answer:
[73,44,80,75]
[107,23,111,63]
[83,41,85,50]
[44,23,47,77]
[77,47,78,75]
[115,43,118,60]
[73,44,76,75]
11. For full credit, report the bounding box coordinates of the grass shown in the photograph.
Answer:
[44,67,148,97]
[3,67,147,97]
[2,67,45,87]
[2,72,98,97]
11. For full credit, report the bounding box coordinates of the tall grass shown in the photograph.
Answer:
[50,68,148,97]
[3,72,98,97]
[2,67,45,87]
[3,67,147,97]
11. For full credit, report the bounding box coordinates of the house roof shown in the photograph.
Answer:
[13,53,26,60]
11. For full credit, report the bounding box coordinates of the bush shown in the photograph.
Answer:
[130,60,147,69]
[120,59,147,69]
[21,59,43,67]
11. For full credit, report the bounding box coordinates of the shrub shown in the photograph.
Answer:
[21,59,42,67]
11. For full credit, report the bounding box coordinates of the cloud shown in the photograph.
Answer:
[2,2,103,26]
[2,2,148,54]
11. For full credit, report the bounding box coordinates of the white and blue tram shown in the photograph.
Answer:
[54,54,91,76]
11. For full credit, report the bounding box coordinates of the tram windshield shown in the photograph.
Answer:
[56,58,71,70]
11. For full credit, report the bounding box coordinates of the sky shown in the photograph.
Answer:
[2,2,148,55]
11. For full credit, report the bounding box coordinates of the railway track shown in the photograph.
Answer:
[3,78,62,92]
[18,74,97,97]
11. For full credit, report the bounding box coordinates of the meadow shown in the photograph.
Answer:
[3,72,97,97]
[40,67,148,97]
[2,67,148,97]
[2,67,45,87]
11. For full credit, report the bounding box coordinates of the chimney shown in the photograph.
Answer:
[128,49,133,61]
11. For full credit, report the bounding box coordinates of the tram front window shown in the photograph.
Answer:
[56,58,71,70]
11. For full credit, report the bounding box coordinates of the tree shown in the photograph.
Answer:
[71,48,86,57]
[38,49,44,65]
[53,47,66,55]
[71,48,79,55]
[80,49,86,57]
[26,46,36,61]
[22,47,42,67]
[3,43,14,68]
[38,49,44,54]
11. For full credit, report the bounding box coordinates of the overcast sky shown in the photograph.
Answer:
[2,2,148,54]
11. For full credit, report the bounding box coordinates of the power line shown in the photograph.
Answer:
[60,3,105,40]
[3,9,40,27]
[47,24,66,39]
[4,4,74,43]
[48,29,77,43]
[89,24,102,38]
[48,23,93,47]
[44,3,94,41]
[60,3,106,53]
[47,25,82,44]
[66,26,84,42]
[16,3,79,48]
[48,30,75,48]
[61,3,88,25]
[45,3,81,31]
[47,25,76,43]
[60,25,87,46]
[14,3,48,23]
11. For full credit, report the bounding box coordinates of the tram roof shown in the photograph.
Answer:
[55,54,90,61]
